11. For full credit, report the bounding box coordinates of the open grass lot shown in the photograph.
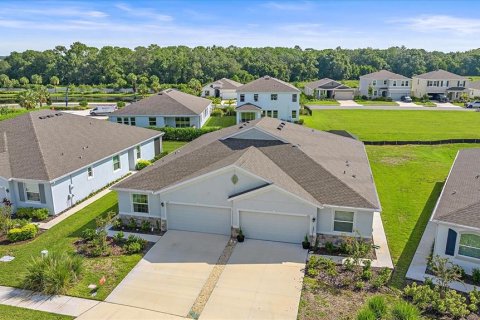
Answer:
[302,109,480,141]
[0,192,143,300]
[355,100,399,106]
[366,144,479,288]
[0,305,73,320]
[163,140,188,153]
[204,115,236,128]
[304,99,340,106]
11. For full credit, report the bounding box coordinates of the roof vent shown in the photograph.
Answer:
[39,116,47,119]
[476,175,480,179]
[46,115,54,118]
[55,113,63,116]
[281,122,286,125]
[352,174,356,178]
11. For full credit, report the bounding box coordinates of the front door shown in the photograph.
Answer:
[214,89,220,98]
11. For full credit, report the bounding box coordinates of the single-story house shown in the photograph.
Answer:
[469,81,480,99]
[430,148,480,274]
[0,110,163,215]
[109,89,213,128]
[304,78,355,100]
[412,70,469,100]
[201,78,242,100]
[113,117,381,244]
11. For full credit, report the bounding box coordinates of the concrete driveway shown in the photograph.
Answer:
[106,230,229,317]
[338,99,363,107]
[200,240,307,320]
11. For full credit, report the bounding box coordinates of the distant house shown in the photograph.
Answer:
[0,110,162,215]
[429,149,480,275]
[109,89,212,128]
[359,70,411,100]
[304,78,355,100]
[412,70,469,100]
[201,78,242,100]
[469,81,480,98]
[235,76,300,124]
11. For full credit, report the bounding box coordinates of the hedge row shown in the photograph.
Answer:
[148,126,221,141]
[7,223,38,242]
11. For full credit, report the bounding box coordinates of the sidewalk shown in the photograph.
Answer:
[0,285,99,317]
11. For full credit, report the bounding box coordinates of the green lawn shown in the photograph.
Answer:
[414,101,436,107]
[304,99,340,106]
[355,100,399,106]
[366,144,479,288]
[453,102,466,107]
[340,79,359,88]
[0,305,73,320]
[302,109,480,141]
[0,192,143,300]
[163,141,188,153]
[204,115,236,128]
[469,76,480,82]
[0,108,29,121]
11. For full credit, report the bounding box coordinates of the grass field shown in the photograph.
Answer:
[304,99,340,106]
[469,76,480,82]
[302,109,480,141]
[366,144,479,287]
[204,115,236,128]
[0,108,29,121]
[355,100,399,106]
[414,101,436,107]
[0,305,73,320]
[163,140,188,153]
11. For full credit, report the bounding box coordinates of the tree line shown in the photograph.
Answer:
[0,42,479,87]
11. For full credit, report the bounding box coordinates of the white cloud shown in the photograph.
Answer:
[114,3,173,21]
[262,1,314,11]
[1,6,108,18]
[391,15,480,35]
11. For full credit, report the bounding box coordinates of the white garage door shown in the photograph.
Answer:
[167,204,231,235]
[239,211,309,244]
[334,91,354,100]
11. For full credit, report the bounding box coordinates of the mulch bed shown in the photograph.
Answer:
[74,237,154,258]
[310,247,377,260]
[110,226,164,236]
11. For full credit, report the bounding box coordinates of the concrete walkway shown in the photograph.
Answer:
[77,302,184,320]
[0,285,99,317]
[339,100,363,107]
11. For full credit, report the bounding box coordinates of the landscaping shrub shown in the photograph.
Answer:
[23,252,83,294]
[141,220,151,232]
[469,288,480,312]
[81,228,96,241]
[294,119,304,125]
[113,231,124,243]
[15,207,49,221]
[79,99,88,108]
[148,126,221,141]
[127,217,137,229]
[124,241,142,254]
[473,268,480,285]
[354,281,365,290]
[367,296,387,319]
[403,282,439,310]
[152,151,169,162]
[391,301,421,320]
[211,108,224,117]
[111,218,122,229]
[371,268,391,289]
[7,223,38,242]
[324,241,336,254]
[433,288,469,318]
[117,101,126,108]
[356,307,375,320]
[135,159,151,170]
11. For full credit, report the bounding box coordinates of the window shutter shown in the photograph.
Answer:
[18,182,25,202]
[39,184,46,204]
[445,228,457,256]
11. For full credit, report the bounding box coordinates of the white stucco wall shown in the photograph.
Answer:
[12,180,55,214]
[412,78,469,98]
[317,207,374,239]
[359,77,411,100]
[236,92,300,122]
[109,115,206,128]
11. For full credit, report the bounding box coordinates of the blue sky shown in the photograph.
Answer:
[1,0,479,54]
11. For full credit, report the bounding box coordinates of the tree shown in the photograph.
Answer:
[187,78,202,95]
[428,255,463,296]
[137,84,149,98]
[50,76,60,93]
[17,90,38,109]
[368,85,374,99]
[19,76,29,87]
[0,74,11,88]
[151,81,161,93]
[36,86,50,108]
[31,74,42,85]
[127,73,137,92]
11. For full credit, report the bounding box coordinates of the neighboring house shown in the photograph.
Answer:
[359,70,411,100]
[469,81,480,98]
[109,89,212,128]
[201,78,242,100]
[412,69,469,100]
[304,78,355,100]
[0,110,163,215]
[234,76,301,124]
[113,117,381,245]
[430,149,480,275]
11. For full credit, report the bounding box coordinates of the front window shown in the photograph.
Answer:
[87,167,94,179]
[130,117,136,126]
[446,81,449,87]
[149,117,157,126]
[205,90,210,97]
[175,117,190,128]
[383,80,387,85]
[405,80,409,86]
[240,94,245,102]
[132,194,149,214]
[458,234,480,259]
[113,155,121,171]
[136,146,141,159]
[240,112,256,122]
[292,94,297,102]
[267,110,272,117]
[393,81,397,87]
[272,110,278,118]
[116,117,122,124]
[372,80,377,86]
[254,94,258,102]
[261,110,266,117]
[123,117,129,125]
[292,110,297,119]
[271,94,278,101]
[333,210,354,233]
[25,183,40,202]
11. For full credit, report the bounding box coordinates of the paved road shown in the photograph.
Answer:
[308,105,473,111]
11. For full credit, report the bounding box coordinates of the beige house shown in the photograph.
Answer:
[303,78,355,100]
[412,70,468,100]
[469,81,480,98]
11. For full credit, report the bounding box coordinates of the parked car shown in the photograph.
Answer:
[432,94,449,103]
[466,101,480,108]
[401,96,412,103]
[90,105,117,116]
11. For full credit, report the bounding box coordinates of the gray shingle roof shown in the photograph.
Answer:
[236,76,300,93]
[432,149,480,228]
[304,78,353,90]
[414,69,466,80]
[208,78,243,90]
[469,81,480,90]
[235,103,262,111]
[112,89,211,116]
[360,70,410,80]
[0,110,162,181]
[115,117,380,210]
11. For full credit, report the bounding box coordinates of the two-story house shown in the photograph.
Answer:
[359,70,411,100]
[235,76,300,124]
[412,70,469,100]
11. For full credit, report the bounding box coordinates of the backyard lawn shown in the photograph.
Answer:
[354,100,399,106]
[0,305,73,320]
[366,144,479,287]
[0,192,142,300]
[204,115,236,128]
[302,109,480,141]
[163,140,188,153]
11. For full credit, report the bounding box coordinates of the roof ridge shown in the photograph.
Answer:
[167,89,209,114]
[438,200,480,220]
[25,112,50,179]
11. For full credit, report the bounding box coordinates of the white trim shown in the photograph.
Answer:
[113,187,155,193]
[455,231,480,262]
[131,193,150,215]
[434,220,480,232]
[166,201,231,210]
[112,154,121,172]
[322,203,377,212]
[227,184,274,201]
[330,208,358,236]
